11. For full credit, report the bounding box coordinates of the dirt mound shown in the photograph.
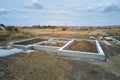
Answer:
[9,52,70,80]
[69,40,97,53]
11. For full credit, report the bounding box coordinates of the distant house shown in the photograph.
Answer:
[0,24,6,30]
[90,36,95,40]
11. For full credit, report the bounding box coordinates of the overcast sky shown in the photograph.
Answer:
[0,0,120,26]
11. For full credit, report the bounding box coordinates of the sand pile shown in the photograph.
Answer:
[69,40,97,53]
[9,52,70,80]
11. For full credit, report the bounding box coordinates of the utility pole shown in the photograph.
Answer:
[65,21,67,26]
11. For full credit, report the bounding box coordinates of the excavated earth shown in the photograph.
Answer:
[9,51,70,80]
[68,40,97,53]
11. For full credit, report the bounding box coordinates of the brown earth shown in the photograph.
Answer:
[9,52,71,80]
[66,60,120,80]
[68,40,97,53]
[0,35,120,80]
[8,51,120,80]
[43,42,65,47]
[0,53,26,80]
[0,48,120,80]
[15,38,47,45]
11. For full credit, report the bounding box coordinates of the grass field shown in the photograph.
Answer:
[0,28,108,41]
[105,29,120,36]
[19,28,107,38]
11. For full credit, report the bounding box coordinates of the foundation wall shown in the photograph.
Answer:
[8,37,49,50]
[12,45,33,50]
[58,50,105,61]
[8,37,106,61]
[33,39,68,52]
[58,39,106,61]
[33,45,59,52]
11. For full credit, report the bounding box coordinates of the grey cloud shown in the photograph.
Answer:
[25,0,43,9]
[18,16,28,19]
[45,10,71,16]
[12,8,25,13]
[0,8,11,15]
[87,3,120,12]
[103,4,120,12]
[0,15,9,18]
[32,2,43,9]
[0,8,25,15]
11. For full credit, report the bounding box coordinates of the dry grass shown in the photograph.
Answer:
[19,28,107,38]
[0,31,33,43]
[0,31,11,41]
[105,29,120,36]
[10,33,30,40]
[9,51,71,80]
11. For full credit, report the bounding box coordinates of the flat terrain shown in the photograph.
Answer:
[0,53,25,80]
[0,28,120,80]
[0,42,120,80]
[19,28,107,38]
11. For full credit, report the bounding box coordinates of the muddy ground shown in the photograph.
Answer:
[15,38,47,45]
[0,40,120,80]
[0,53,26,80]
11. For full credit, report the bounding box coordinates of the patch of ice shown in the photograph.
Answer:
[25,50,36,54]
[0,48,24,57]
[103,40,112,45]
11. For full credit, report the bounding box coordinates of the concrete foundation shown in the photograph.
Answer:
[58,39,106,61]
[0,48,24,57]
[8,37,106,61]
[8,37,48,50]
[48,38,70,42]
[33,39,68,52]
[33,45,60,52]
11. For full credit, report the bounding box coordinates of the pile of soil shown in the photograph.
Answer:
[43,42,65,47]
[0,53,25,80]
[15,38,47,45]
[68,40,97,53]
[9,52,70,80]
